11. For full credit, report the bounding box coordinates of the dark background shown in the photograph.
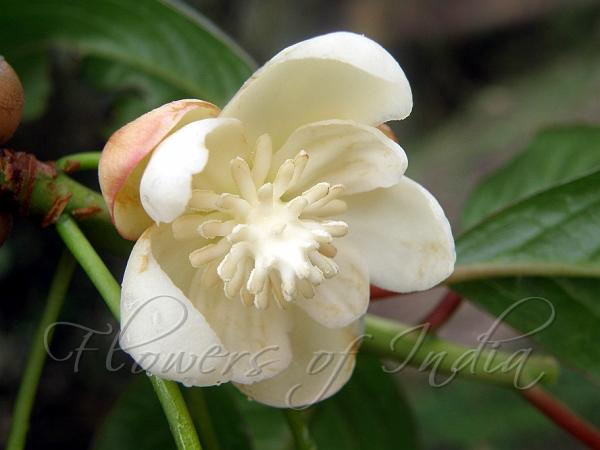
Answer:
[2,0,600,448]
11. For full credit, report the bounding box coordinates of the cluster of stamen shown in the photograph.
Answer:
[171,134,349,310]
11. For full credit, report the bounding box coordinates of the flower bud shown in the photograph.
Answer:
[0,57,25,144]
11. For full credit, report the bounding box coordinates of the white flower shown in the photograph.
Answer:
[99,32,455,407]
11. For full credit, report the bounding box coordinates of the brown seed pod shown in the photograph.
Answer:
[0,57,25,144]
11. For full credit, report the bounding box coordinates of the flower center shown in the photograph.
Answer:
[172,134,349,310]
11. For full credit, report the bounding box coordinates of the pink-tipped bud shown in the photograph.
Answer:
[99,99,220,240]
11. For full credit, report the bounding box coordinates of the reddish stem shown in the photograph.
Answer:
[521,387,600,449]
[420,291,463,331]
[369,285,397,300]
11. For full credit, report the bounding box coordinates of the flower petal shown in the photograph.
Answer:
[189,281,293,384]
[272,120,407,196]
[99,100,219,240]
[341,177,455,293]
[236,307,361,408]
[140,117,247,224]
[221,32,412,148]
[120,225,230,386]
[296,241,369,328]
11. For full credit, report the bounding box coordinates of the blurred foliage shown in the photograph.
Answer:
[403,365,600,450]
[0,0,254,129]
[93,356,419,450]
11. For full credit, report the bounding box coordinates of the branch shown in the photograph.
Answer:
[369,285,397,300]
[362,315,559,387]
[520,387,600,449]
[56,152,102,173]
[0,149,130,255]
[419,291,463,331]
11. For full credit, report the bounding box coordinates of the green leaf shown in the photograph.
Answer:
[0,0,254,123]
[94,357,420,450]
[457,169,600,276]
[233,389,292,450]
[403,367,600,450]
[461,125,600,229]
[93,376,175,450]
[454,128,600,377]
[454,171,600,377]
[94,377,259,450]
[453,278,600,377]
[196,385,255,450]
[310,355,421,450]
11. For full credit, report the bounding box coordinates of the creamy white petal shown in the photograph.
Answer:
[189,280,293,385]
[140,118,247,224]
[271,120,407,197]
[221,32,412,147]
[296,241,369,328]
[236,307,361,408]
[341,177,455,293]
[120,225,229,386]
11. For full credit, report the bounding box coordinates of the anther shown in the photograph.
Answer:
[252,134,273,186]
[310,228,333,243]
[217,243,249,280]
[289,150,309,189]
[305,184,345,211]
[198,219,236,239]
[298,278,316,299]
[318,242,338,258]
[302,183,329,204]
[189,189,220,212]
[257,183,274,205]
[273,159,295,199]
[286,196,309,216]
[269,273,287,308]
[189,239,230,267]
[247,266,268,294]
[309,250,339,277]
[172,214,204,240]
[224,259,248,299]
[231,157,258,204]
[254,277,271,310]
[217,193,250,216]
[304,199,347,217]
[320,220,349,237]
[227,224,250,243]
[240,288,254,306]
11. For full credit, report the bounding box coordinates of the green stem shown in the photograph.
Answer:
[6,251,76,450]
[362,315,559,387]
[150,377,203,450]
[55,214,202,450]
[56,152,101,172]
[55,214,120,319]
[282,409,318,450]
